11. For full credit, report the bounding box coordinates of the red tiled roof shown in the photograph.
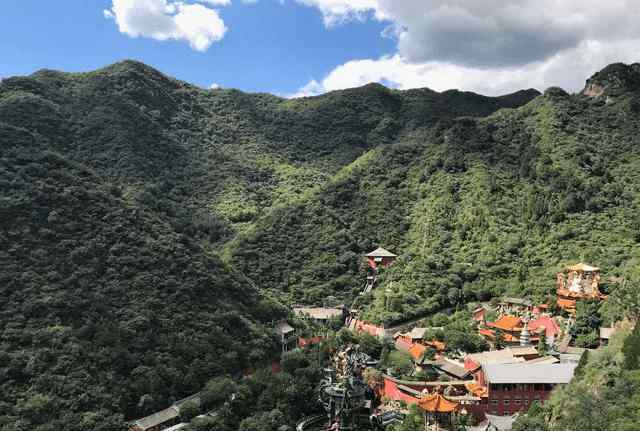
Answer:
[409,343,426,360]
[528,316,560,337]
[418,393,459,413]
[479,328,495,338]
[557,297,577,309]
[395,338,413,352]
[487,315,522,332]
[465,381,488,398]
[479,328,519,343]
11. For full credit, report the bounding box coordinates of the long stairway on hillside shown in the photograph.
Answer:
[363,274,376,294]
[346,275,376,327]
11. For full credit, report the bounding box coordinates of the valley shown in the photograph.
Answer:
[1,61,640,431]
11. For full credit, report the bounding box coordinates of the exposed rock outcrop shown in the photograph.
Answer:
[582,62,640,97]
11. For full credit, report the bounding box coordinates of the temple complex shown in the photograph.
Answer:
[556,263,606,313]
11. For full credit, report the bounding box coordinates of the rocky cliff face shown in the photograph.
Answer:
[582,62,640,97]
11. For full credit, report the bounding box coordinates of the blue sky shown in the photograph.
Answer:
[0,1,393,95]
[1,1,638,97]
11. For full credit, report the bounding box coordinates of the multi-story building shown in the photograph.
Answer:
[478,363,577,416]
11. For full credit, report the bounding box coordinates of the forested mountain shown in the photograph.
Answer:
[1,60,640,430]
[0,125,286,429]
[231,63,640,325]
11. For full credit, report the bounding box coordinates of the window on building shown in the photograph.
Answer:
[504,399,510,405]
[491,399,499,405]
[524,399,529,405]
[514,399,521,405]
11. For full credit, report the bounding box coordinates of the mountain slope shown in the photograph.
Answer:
[0,60,539,242]
[0,125,284,430]
[0,60,539,429]
[5,59,640,429]
[229,64,640,324]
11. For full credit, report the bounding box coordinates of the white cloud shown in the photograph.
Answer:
[210,82,221,89]
[298,1,640,66]
[197,0,231,5]
[376,0,640,68]
[104,0,227,51]
[291,1,640,96]
[288,79,323,98]
[294,0,383,26]
[291,39,640,97]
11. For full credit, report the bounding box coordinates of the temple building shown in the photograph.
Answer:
[478,363,577,416]
[275,321,296,353]
[464,347,539,374]
[362,247,398,294]
[417,392,460,429]
[556,263,606,313]
[365,247,398,270]
[480,316,525,345]
[496,297,533,316]
[293,306,345,324]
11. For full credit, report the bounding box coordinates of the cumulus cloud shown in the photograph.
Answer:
[299,1,640,67]
[377,0,640,68]
[294,0,383,26]
[292,0,640,96]
[104,0,227,51]
[210,82,221,89]
[292,39,640,97]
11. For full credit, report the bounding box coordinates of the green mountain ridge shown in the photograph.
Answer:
[2,59,640,430]
[1,126,284,429]
[0,60,540,240]
[230,64,640,324]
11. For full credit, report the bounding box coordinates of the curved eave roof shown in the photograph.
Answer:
[566,262,600,272]
[365,247,398,258]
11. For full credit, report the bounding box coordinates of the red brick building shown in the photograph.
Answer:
[479,363,577,416]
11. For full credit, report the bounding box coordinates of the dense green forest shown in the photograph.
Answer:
[231,63,640,325]
[2,60,640,429]
[0,127,287,429]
